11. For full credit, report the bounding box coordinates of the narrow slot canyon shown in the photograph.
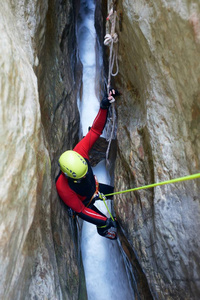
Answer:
[77,1,134,299]
[0,1,200,300]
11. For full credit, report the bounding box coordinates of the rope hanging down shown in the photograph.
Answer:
[104,9,119,84]
[105,172,200,197]
[104,7,119,164]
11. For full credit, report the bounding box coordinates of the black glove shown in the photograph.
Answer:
[100,88,121,109]
[109,88,121,97]
[105,217,117,229]
[100,95,112,109]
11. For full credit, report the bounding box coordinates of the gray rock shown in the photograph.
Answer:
[0,0,85,299]
[106,0,200,298]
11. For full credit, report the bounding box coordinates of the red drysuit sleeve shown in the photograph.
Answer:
[56,173,107,226]
[73,108,108,159]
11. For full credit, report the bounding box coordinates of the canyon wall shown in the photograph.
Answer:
[0,0,85,299]
[1,0,200,299]
[105,0,200,299]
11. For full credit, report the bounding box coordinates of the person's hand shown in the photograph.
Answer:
[100,95,113,109]
[109,88,121,98]
[100,88,120,109]
[106,217,118,229]
[108,89,116,102]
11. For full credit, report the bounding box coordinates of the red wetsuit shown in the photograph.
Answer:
[56,108,111,227]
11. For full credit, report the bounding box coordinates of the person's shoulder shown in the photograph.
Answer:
[56,172,68,189]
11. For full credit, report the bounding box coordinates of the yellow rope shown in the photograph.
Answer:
[102,195,115,221]
[105,173,200,197]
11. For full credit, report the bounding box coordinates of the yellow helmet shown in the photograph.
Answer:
[58,150,88,179]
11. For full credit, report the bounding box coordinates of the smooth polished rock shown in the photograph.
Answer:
[0,1,84,299]
[106,0,200,299]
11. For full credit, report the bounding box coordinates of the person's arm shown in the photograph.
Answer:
[73,90,117,158]
[73,107,108,159]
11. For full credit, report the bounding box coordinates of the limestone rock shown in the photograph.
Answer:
[0,1,85,299]
[106,0,200,299]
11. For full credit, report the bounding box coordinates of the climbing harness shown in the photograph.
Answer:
[104,172,200,197]
[86,175,99,207]
[104,5,119,165]
[85,176,115,221]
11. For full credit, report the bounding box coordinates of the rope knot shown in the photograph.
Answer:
[104,33,118,46]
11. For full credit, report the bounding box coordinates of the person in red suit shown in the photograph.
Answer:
[56,89,119,239]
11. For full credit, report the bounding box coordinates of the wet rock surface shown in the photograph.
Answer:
[1,0,200,299]
[0,0,85,299]
[105,0,200,299]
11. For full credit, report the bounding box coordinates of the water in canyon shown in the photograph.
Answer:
[77,0,134,299]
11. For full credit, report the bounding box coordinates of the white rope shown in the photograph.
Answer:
[103,7,119,165]
[104,33,119,77]
[104,9,119,89]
